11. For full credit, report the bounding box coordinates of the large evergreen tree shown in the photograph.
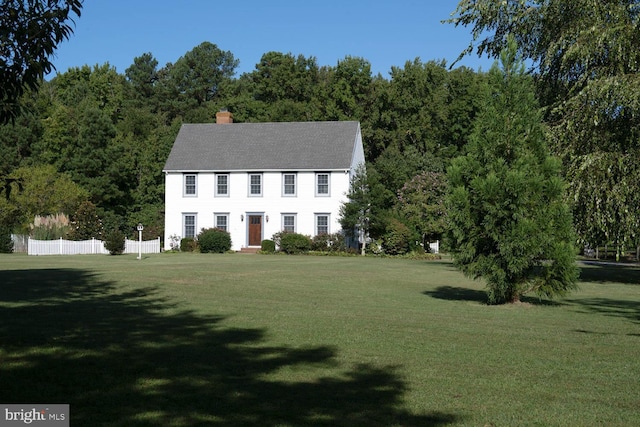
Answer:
[448,0,640,257]
[339,164,372,255]
[446,38,578,304]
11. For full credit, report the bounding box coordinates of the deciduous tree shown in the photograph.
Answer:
[0,0,82,123]
[396,171,447,247]
[0,164,88,232]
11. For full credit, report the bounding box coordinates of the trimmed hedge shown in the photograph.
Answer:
[279,232,312,254]
[261,239,276,253]
[198,228,232,253]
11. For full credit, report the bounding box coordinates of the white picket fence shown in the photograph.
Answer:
[27,237,161,256]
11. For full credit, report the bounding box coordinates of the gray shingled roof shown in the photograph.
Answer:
[163,121,360,172]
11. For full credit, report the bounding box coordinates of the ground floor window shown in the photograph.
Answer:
[215,213,229,231]
[282,214,296,232]
[315,214,329,235]
[183,214,197,239]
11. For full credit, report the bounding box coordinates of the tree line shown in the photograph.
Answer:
[2,0,638,303]
[0,41,486,245]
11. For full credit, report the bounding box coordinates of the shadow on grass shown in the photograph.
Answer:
[567,297,640,324]
[0,269,459,426]
[423,286,487,303]
[423,286,562,306]
[579,262,640,285]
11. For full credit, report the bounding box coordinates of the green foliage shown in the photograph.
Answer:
[382,218,414,256]
[249,52,323,121]
[279,232,312,255]
[1,165,88,232]
[396,171,448,243]
[68,201,103,240]
[261,239,276,253]
[104,229,126,255]
[339,163,371,244]
[125,53,159,103]
[197,228,232,253]
[1,36,489,252]
[449,0,640,262]
[311,233,346,252]
[0,0,83,123]
[180,237,196,252]
[0,225,13,253]
[446,37,579,304]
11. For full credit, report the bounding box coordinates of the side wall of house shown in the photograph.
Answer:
[164,170,350,251]
[350,124,366,176]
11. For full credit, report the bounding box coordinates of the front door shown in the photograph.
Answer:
[248,215,262,246]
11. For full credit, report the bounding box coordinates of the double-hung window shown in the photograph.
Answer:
[316,173,330,196]
[215,173,229,197]
[184,174,197,197]
[249,173,262,196]
[282,173,296,196]
[214,213,229,231]
[183,214,197,239]
[282,214,296,232]
[315,214,330,235]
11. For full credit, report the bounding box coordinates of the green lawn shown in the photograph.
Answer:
[1,253,638,426]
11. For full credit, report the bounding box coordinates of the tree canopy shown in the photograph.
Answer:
[1,36,488,244]
[449,0,640,257]
[0,0,82,123]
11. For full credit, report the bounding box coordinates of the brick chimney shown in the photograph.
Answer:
[216,109,233,124]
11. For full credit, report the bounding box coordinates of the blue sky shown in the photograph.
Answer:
[47,0,494,79]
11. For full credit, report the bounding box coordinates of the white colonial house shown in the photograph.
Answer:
[163,111,366,251]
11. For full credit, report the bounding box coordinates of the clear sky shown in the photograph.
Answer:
[47,0,494,79]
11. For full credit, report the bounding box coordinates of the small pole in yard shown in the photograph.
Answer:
[137,223,144,259]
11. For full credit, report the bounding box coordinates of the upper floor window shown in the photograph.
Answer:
[249,173,262,196]
[184,174,197,197]
[316,173,330,196]
[283,173,296,196]
[215,174,229,197]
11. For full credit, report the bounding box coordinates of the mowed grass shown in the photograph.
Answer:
[0,253,638,426]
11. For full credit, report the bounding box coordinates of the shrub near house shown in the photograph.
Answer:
[279,232,312,254]
[198,228,232,253]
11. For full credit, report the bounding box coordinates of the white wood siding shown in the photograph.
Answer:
[164,170,351,251]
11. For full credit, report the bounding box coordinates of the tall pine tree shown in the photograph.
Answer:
[446,37,578,304]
